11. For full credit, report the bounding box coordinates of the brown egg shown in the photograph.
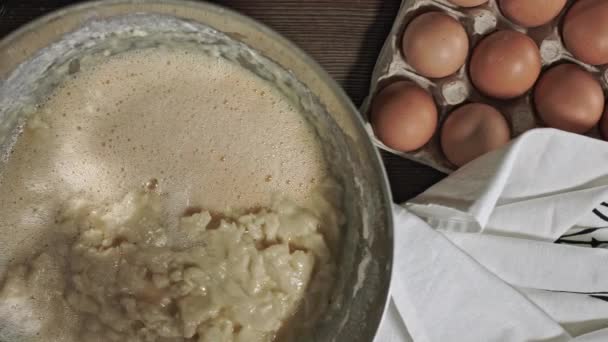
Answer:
[600,108,608,140]
[470,30,541,99]
[448,0,488,7]
[534,64,604,134]
[441,103,511,167]
[563,0,608,66]
[371,82,437,152]
[402,12,469,78]
[499,0,567,27]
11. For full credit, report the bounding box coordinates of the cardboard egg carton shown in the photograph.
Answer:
[361,0,607,173]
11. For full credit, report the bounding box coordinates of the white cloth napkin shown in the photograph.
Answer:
[376,128,608,342]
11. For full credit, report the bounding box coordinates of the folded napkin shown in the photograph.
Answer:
[377,128,608,342]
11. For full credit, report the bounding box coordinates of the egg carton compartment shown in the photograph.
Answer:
[361,0,608,173]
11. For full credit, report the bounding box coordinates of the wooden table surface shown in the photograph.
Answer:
[0,0,446,202]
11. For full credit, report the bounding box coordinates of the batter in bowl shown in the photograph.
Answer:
[0,47,343,341]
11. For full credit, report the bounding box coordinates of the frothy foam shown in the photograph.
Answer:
[0,47,329,273]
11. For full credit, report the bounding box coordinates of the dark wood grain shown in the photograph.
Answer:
[0,0,445,202]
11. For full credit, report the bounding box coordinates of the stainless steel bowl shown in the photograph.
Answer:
[0,1,393,341]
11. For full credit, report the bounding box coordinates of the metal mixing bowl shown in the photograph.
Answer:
[0,1,394,341]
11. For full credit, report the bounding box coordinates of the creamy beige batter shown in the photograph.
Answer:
[0,47,331,267]
[0,48,340,341]
[0,187,339,342]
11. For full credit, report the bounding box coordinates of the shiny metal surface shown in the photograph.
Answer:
[0,1,394,341]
